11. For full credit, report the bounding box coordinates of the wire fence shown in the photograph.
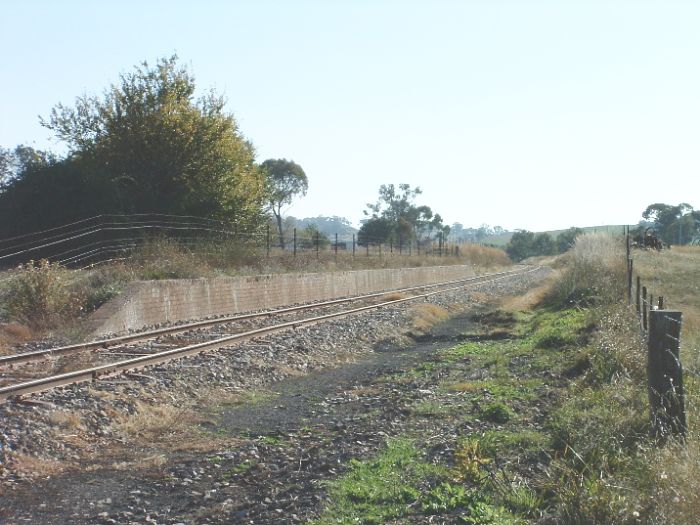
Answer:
[0,214,468,271]
[625,228,690,437]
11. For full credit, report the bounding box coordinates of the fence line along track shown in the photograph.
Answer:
[0,266,540,403]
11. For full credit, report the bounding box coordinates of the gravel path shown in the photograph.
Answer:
[0,266,551,524]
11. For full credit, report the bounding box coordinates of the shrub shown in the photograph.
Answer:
[5,260,81,328]
[547,232,626,307]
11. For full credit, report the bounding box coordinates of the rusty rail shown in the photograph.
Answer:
[0,266,540,402]
[0,267,528,368]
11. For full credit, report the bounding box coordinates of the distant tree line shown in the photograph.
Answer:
[506,228,584,262]
[449,223,511,243]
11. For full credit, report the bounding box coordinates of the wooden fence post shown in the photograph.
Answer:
[642,287,648,331]
[647,310,686,437]
[627,258,633,304]
[636,276,641,315]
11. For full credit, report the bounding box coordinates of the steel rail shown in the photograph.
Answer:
[0,267,540,403]
[0,267,527,368]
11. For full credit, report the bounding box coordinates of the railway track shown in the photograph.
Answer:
[0,266,538,403]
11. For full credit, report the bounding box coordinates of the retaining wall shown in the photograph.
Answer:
[89,264,475,335]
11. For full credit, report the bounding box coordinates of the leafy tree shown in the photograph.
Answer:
[533,232,555,256]
[555,227,583,253]
[0,147,13,191]
[363,183,446,244]
[40,55,265,229]
[261,158,308,248]
[0,145,55,192]
[358,217,394,246]
[0,156,121,237]
[642,202,698,245]
[506,230,536,262]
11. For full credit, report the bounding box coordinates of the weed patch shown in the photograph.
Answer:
[480,402,514,424]
[312,438,520,525]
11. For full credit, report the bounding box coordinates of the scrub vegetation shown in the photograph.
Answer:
[311,234,700,524]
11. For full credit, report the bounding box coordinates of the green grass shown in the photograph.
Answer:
[478,429,549,459]
[312,304,602,524]
[221,460,257,479]
[311,439,442,524]
[312,439,522,525]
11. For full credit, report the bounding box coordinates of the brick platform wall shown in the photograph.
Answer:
[89,265,475,335]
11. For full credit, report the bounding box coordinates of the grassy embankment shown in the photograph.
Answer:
[0,239,510,350]
[311,235,700,524]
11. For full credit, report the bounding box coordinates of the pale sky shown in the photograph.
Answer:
[1,1,698,231]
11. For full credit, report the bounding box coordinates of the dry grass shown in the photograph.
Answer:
[110,454,168,471]
[381,292,409,302]
[547,232,626,306]
[116,400,204,443]
[5,451,73,478]
[47,409,86,431]
[114,390,247,455]
[651,430,700,524]
[500,271,561,311]
[0,322,33,355]
[630,246,700,525]
[458,244,511,269]
[447,381,487,393]
[410,303,450,333]
[259,247,509,274]
[544,242,700,524]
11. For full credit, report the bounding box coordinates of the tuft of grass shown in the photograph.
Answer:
[47,410,86,431]
[410,303,450,333]
[381,291,408,301]
[116,401,194,442]
[480,402,515,424]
